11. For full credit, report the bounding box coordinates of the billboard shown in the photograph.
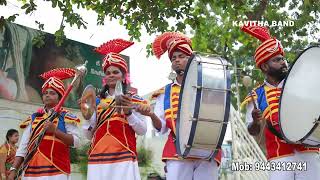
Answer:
[0,22,129,109]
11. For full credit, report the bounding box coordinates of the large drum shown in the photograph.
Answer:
[176,53,231,159]
[279,46,320,146]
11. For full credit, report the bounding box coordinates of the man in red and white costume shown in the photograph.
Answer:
[241,25,320,180]
[8,68,81,180]
[142,32,222,180]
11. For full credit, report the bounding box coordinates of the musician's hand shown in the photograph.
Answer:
[119,95,133,115]
[43,121,56,134]
[135,104,153,117]
[7,171,16,180]
[252,109,263,123]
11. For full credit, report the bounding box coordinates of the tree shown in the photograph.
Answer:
[1,0,319,110]
[188,0,320,110]
[0,0,194,46]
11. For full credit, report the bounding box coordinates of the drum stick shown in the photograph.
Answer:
[100,104,138,110]
[249,91,258,110]
[249,90,266,146]
[110,105,136,109]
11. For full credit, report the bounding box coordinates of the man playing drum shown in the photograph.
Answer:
[241,25,320,180]
[138,32,221,180]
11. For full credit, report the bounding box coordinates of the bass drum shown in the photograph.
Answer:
[279,46,320,146]
[176,53,231,159]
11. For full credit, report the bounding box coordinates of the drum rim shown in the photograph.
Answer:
[176,54,231,159]
[217,58,231,150]
[279,45,320,144]
[183,54,203,158]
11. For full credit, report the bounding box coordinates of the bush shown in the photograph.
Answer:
[74,144,154,177]
[76,143,90,177]
[137,146,153,167]
[70,147,79,163]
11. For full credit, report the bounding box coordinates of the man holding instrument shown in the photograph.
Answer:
[8,68,81,180]
[138,32,221,180]
[241,25,320,180]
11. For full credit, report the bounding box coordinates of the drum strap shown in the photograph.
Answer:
[266,120,284,140]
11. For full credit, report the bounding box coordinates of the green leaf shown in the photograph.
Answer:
[52,0,57,8]
[6,14,19,22]
[21,4,29,9]
[0,0,7,5]
[32,34,45,48]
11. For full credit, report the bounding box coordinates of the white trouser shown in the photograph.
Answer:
[166,159,219,180]
[87,161,141,180]
[269,151,320,180]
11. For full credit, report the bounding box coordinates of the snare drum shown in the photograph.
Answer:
[279,46,320,146]
[176,53,231,159]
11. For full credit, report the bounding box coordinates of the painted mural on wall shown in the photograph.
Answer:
[0,22,129,109]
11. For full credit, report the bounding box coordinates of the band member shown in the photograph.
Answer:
[137,32,221,180]
[0,129,19,180]
[8,68,81,180]
[241,25,320,180]
[82,39,149,180]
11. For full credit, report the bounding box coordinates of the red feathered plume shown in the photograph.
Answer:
[152,32,191,59]
[241,25,271,42]
[39,68,76,80]
[94,39,134,55]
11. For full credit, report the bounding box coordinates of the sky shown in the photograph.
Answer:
[1,0,173,96]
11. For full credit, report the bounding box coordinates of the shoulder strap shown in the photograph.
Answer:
[266,120,284,140]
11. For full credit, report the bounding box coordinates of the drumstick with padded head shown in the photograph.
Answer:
[249,91,258,110]
[242,76,258,109]
[249,89,267,148]
[243,77,266,146]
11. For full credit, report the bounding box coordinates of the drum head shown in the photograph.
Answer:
[279,46,320,143]
[176,54,198,157]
